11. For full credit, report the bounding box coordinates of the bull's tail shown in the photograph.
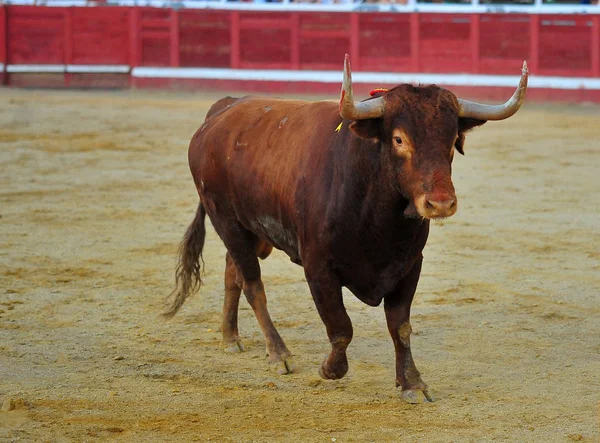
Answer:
[163,202,206,318]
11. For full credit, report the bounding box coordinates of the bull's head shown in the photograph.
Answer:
[339,54,528,220]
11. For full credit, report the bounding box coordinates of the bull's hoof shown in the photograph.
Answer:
[223,339,245,354]
[270,357,295,375]
[318,356,348,380]
[400,387,435,404]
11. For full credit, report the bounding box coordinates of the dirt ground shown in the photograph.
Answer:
[0,87,598,443]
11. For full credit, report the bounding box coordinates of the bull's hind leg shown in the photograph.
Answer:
[242,279,294,374]
[221,240,274,354]
[221,252,244,353]
[217,223,293,374]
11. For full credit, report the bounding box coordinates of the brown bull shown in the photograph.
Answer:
[166,55,528,402]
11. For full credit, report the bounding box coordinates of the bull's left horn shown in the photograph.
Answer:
[340,54,385,120]
[458,61,529,121]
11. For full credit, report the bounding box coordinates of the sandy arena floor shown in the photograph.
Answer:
[0,88,598,442]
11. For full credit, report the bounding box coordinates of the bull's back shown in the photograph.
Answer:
[191,97,338,193]
[189,96,340,256]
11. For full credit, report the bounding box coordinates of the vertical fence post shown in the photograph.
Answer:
[529,14,540,75]
[471,13,480,74]
[410,13,420,72]
[129,7,140,69]
[64,7,73,86]
[230,11,240,69]
[592,16,599,77]
[170,8,179,67]
[291,12,299,70]
[350,12,359,70]
[1,5,7,85]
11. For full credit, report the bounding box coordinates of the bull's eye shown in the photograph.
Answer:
[394,137,402,145]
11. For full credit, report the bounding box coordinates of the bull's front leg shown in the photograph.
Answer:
[305,269,353,380]
[384,256,433,403]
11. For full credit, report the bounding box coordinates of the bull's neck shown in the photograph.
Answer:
[334,138,424,235]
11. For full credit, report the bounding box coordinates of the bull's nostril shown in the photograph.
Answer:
[426,198,456,212]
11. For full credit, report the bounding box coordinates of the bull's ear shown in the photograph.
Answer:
[455,117,486,155]
[349,119,380,141]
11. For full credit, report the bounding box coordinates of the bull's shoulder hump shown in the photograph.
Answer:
[205,96,241,121]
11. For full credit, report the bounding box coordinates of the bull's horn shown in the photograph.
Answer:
[339,54,385,120]
[458,61,529,121]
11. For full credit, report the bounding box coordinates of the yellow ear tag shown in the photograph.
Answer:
[335,122,343,132]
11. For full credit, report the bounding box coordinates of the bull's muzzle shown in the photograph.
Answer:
[425,195,457,218]
[415,192,458,219]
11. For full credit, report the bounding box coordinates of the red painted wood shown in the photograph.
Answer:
[0,6,6,64]
[593,16,599,77]
[8,6,66,64]
[139,8,170,23]
[2,6,600,99]
[230,11,240,69]
[240,18,290,30]
[141,31,169,39]
[479,14,529,75]
[350,13,359,70]
[7,72,65,88]
[140,18,170,29]
[170,8,179,67]
[299,12,350,70]
[419,14,472,74]
[139,7,170,66]
[301,30,350,39]
[471,13,479,74]
[141,35,170,66]
[239,12,293,68]
[291,13,300,70]
[8,70,127,89]
[410,13,419,73]
[358,13,410,73]
[129,7,140,67]
[538,15,592,76]
[529,15,540,75]
[179,10,230,68]
[1,6,6,85]
[239,25,291,67]
[64,8,72,86]
[72,7,129,65]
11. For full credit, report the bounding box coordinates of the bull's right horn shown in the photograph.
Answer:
[339,54,385,120]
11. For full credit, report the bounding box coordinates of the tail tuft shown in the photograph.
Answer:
[163,203,206,318]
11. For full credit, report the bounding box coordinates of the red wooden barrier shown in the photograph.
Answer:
[1,6,6,67]
[299,12,350,70]
[129,7,139,67]
[8,6,65,64]
[71,7,129,65]
[2,6,600,96]
[539,15,593,77]
[179,10,230,68]
[593,16,600,77]
[0,6,5,85]
[479,14,530,75]
[240,12,294,69]
[139,7,171,66]
[358,13,411,72]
